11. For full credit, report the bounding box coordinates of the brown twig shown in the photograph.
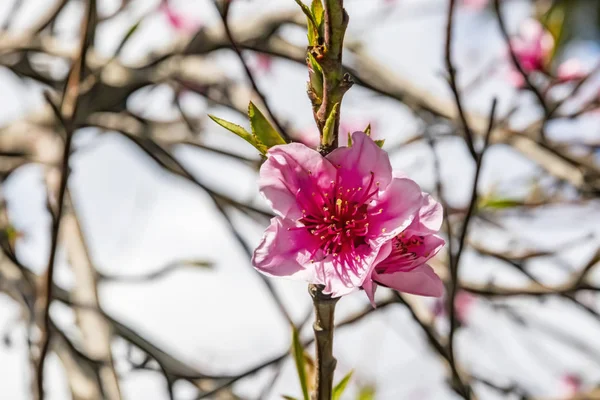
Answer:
[34,2,95,398]
[447,98,497,399]
[213,0,290,142]
[444,0,477,160]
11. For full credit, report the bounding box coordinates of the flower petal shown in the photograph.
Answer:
[362,241,392,307]
[252,217,319,281]
[367,177,423,245]
[326,131,393,192]
[377,234,445,272]
[373,263,444,297]
[412,193,443,234]
[319,242,387,298]
[258,144,337,220]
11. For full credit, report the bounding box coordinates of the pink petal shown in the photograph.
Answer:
[367,177,423,245]
[412,193,444,234]
[557,59,586,82]
[377,234,445,272]
[252,217,319,281]
[373,263,444,297]
[258,144,337,220]
[362,241,392,306]
[319,243,382,297]
[326,131,393,192]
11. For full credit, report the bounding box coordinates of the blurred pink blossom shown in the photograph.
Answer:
[250,54,273,75]
[432,291,477,324]
[559,374,582,398]
[252,132,439,299]
[460,0,489,11]
[159,2,201,34]
[556,59,587,82]
[509,19,554,73]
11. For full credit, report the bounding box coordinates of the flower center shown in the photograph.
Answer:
[298,171,381,259]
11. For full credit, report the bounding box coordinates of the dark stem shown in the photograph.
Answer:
[309,284,339,400]
[34,1,94,399]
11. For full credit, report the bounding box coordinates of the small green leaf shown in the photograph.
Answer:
[291,326,310,400]
[322,103,340,147]
[541,4,565,64]
[180,259,214,268]
[294,0,319,45]
[357,386,376,400]
[374,139,385,148]
[478,197,525,210]
[307,52,324,97]
[332,370,354,400]
[311,0,324,37]
[347,132,353,147]
[364,123,371,136]
[208,114,266,154]
[248,102,286,148]
[114,20,142,56]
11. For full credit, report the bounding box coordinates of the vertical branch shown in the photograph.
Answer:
[34,1,95,399]
[447,99,497,400]
[61,190,122,399]
[309,284,339,400]
[309,0,352,155]
[304,1,352,397]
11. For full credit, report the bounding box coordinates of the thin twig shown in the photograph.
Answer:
[34,2,95,399]
[213,0,290,142]
[444,0,477,160]
[448,98,497,399]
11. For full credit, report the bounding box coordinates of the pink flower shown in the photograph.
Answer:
[362,193,445,304]
[460,0,489,11]
[560,374,582,398]
[250,54,273,75]
[509,19,554,73]
[252,132,440,298]
[432,291,477,324]
[556,59,587,82]
[159,2,201,34]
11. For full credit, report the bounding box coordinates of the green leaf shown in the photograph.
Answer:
[332,370,354,400]
[478,197,525,210]
[294,0,319,45]
[322,103,340,147]
[307,52,324,97]
[180,259,214,268]
[347,132,352,147]
[374,139,385,148]
[208,114,266,154]
[541,4,566,64]
[248,102,286,148]
[115,20,141,56]
[311,0,324,37]
[357,386,376,400]
[364,123,371,136]
[291,326,310,400]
